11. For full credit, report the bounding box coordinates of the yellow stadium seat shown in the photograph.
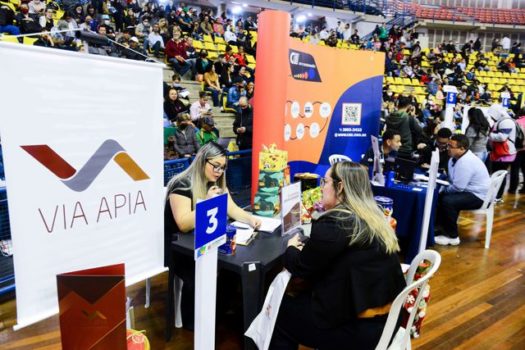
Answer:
[214,36,225,45]
[411,78,420,86]
[230,45,238,53]
[385,77,395,85]
[0,35,19,44]
[202,34,213,43]
[208,51,218,60]
[216,43,226,52]
[23,36,37,45]
[192,40,204,50]
[248,63,256,70]
[318,41,325,46]
[204,42,216,51]
[246,54,255,64]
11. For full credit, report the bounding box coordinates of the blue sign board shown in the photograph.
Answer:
[194,193,227,259]
[501,97,510,108]
[446,92,457,105]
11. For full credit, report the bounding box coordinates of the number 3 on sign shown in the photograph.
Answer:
[206,207,218,234]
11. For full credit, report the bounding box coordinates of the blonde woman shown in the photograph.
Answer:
[165,141,261,330]
[270,162,406,350]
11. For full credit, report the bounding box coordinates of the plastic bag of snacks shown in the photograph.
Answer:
[259,144,288,171]
[401,260,433,338]
[302,187,322,214]
[126,329,150,350]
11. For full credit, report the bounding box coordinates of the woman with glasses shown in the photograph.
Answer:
[164,141,261,330]
[270,161,406,350]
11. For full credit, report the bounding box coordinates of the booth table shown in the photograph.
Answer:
[167,229,289,350]
[373,184,437,262]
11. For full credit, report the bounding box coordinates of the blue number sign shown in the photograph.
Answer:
[194,193,227,259]
[446,92,457,105]
[501,97,510,108]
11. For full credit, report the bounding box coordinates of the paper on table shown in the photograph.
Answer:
[236,229,256,246]
[254,216,281,233]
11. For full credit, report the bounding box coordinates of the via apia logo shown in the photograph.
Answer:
[21,139,150,192]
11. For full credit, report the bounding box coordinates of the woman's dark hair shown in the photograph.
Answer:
[165,87,178,101]
[467,107,490,139]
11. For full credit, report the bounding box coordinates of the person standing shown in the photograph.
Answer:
[488,104,517,198]
[232,97,253,150]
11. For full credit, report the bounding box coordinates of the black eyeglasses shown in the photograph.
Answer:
[206,160,227,173]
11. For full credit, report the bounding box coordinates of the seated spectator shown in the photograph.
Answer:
[360,129,402,173]
[435,135,490,246]
[16,3,42,34]
[227,78,246,108]
[148,23,165,58]
[203,64,221,107]
[173,113,199,158]
[195,49,211,81]
[233,97,253,150]
[190,91,212,124]
[350,29,359,44]
[200,15,213,37]
[213,17,224,36]
[219,63,235,90]
[418,127,452,173]
[164,88,189,122]
[246,81,254,100]
[196,117,219,146]
[166,32,192,77]
[224,25,237,45]
[121,36,146,60]
[270,161,406,349]
[0,1,20,36]
[28,0,46,15]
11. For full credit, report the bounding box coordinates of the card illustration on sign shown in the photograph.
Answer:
[341,103,362,125]
[195,193,227,259]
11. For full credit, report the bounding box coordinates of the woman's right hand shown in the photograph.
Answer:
[207,185,223,199]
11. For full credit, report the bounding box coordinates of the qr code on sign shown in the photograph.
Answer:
[341,103,362,125]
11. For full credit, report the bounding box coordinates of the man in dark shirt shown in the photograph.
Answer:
[360,129,402,174]
[418,127,452,173]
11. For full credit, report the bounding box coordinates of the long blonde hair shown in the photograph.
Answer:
[165,142,227,209]
[323,161,400,254]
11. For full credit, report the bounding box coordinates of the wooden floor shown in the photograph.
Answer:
[1,192,525,349]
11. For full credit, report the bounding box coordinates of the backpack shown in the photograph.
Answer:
[514,119,525,150]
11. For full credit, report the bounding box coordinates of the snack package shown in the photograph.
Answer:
[253,191,281,217]
[258,170,285,193]
[259,144,288,171]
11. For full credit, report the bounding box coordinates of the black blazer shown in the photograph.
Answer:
[284,210,406,329]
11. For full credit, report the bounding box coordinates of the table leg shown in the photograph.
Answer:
[241,261,263,350]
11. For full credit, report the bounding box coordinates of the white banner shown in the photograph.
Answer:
[0,43,165,328]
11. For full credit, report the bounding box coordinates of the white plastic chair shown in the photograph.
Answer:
[145,275,183,328]
[328,154,352,165]
[375,250,442,350]
[460,170,507,249]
